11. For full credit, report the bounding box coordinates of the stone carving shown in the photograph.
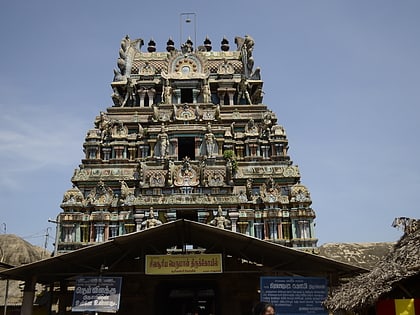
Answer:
[148,171,167,187]
[201,79,211,103]
[120,180,135,203]
[138,123,144,139]
[217,58,235,77]
[203,122,216,158]
[111,86,123,106]
[86,180,114,206]
[174,157,199,187]
[246,178,253,201]
[210,206,231,229]
[155,124,169,158]
[112,121,128,138]
[271,124,285,136]
[204,169,225,187]
[141,207,162,229]
[95,112,113,141]
[237,77,252,104]
[245,118,259,136]
[173,103,195,121]
[162,79,172,104]
[290,183,311,202]
[138,61,156,76]
[62,185,84,204]
[122,77,136,107]
[181,37,194,54]
[115,35,144,80]
[260,176,281,203]
[251,86,264,104]
[235,35,255,78]
[167,159,175,186]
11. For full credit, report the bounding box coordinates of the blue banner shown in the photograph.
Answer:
[260,277,328,315]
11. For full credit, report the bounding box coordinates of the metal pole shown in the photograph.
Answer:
[3,279,9,315]
[180,13,197,49]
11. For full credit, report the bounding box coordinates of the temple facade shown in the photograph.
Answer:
[56,35,317,254]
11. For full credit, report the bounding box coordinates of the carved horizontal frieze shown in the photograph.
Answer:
[134,194,239,205]
[237,165,300,177]
[72,168,135,181]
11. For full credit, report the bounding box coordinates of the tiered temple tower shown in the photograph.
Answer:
[56,35,317,253]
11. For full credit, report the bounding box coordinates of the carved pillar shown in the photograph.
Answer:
[236,145,244,160]
[134,212,145,232]
[229,211,239,232]
[170,138,178,158]
[261,145,270,159]
[227,88,236,105]
[147,89,156,106]
[114,146,124,159]
[102,147,111,161]
[195,137,201,158]
[138,144,149,159]
[173,89,181,104]
[254,222,264,239]
[138,89,146,107]
[192,88,200,104]
[217,88,225,105]
[128,146,136,160]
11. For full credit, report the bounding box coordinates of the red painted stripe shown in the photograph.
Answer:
[414,299,420,314]
[376,299,395,315]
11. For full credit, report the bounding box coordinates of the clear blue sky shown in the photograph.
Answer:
[1,1,419,251]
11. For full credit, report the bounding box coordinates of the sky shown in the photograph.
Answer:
[0,1,419,251]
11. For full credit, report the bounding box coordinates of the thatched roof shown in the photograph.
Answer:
[324,219,420,312]
[318,242,394,270]
[0,234,49,305]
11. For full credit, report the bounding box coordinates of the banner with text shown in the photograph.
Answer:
[146,253,223,275]
[72,277,122,313]
[260,276,328,315]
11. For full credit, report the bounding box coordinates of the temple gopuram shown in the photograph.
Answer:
[1,34,370,315]
[56,35,317,254]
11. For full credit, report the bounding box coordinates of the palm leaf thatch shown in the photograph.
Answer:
[0,234,49,305]
[324,218,420,313]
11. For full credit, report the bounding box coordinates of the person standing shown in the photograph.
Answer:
[253,302,276,315]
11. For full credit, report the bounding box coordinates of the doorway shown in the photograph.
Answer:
[181,88,194,103]
[178,137,195,160]
[156,281,217,315]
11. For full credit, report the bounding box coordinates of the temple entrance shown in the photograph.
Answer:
[155,281,218,315]
[178,137,195,160]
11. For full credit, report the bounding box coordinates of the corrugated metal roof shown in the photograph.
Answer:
[0,220,365,284]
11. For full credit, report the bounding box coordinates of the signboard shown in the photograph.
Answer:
[260,277,328,315]
[145,254,222,275]
[72,277,122,313]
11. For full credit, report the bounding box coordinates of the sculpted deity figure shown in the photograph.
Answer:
[111,86,123,106]
[204,122,216,158]
[245,118,259,136]
[122,77,137,107]
[156,124,169,158]
[141,207,162,229]
[162,79,172,104]
[96,112,113,141]
[237,76,252,104]
[210,206,231,229]
[202,79,211,103]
